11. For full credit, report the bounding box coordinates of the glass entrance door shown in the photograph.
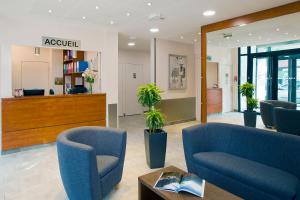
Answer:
[252,57,271,103]
[277,58,290,102]
[277,55,300,104]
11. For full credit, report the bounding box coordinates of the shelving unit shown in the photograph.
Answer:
[63,50,87,94]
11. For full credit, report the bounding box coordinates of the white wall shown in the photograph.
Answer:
[207,45,233,113]
[118,49,150,116]
[0,16,118,104]
[155,39,195,100]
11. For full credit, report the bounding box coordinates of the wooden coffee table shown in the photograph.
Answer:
[138,166,241,200]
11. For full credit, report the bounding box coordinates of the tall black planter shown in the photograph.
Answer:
[144,129,167,169]
[244,111,257,127]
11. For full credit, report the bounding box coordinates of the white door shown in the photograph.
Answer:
[124,64,144,116]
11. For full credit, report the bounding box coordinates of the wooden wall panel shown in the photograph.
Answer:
[2,94,106,151]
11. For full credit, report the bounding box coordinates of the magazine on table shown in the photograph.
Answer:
[154,171,205,197]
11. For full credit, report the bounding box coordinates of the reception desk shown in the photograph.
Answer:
[2,94,106,151]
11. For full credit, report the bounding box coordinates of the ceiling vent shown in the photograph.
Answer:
[148,13,165,21]
[223,33,232,39]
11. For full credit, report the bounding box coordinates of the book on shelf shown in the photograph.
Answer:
[154,172,205,197]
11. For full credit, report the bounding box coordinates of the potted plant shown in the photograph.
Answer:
[137,83,167,169]
[240,82,258,127]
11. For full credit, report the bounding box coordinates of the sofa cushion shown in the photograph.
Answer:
[193,152,298,200]
[96,155,119,177]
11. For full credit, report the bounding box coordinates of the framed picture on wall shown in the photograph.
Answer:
[169,54,187,90]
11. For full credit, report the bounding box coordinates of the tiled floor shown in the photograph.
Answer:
[0,112,265,200]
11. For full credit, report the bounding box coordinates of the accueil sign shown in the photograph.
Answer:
[42,36,81,49]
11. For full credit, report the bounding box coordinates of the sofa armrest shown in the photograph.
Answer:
[296,182,300,200]
[182,124,207,173]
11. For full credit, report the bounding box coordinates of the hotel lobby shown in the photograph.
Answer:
[0,1,300,200]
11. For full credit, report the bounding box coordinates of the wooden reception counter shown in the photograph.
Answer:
[1,94,106,151]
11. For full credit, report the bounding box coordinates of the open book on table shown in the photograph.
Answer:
[154,171,205,197]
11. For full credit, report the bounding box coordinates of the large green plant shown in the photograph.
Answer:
[137,83,162,109]
[240,82,258,111]
[137,84,165,133]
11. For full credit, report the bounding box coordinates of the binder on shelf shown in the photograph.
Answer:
[78,61,88,72]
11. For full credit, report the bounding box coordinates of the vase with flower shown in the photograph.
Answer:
[82,67,97,94]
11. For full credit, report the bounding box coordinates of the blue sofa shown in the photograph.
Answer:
[57,126,127,200]
[183,123,300,200]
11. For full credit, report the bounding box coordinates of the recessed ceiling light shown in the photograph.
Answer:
[203,10,216,17]
[110,20,115,25]
[180,36,184,39]
[150,28,159,33]
[237,40,240,42]
[82,16,86,20]
[248,33,252,36]
[48,9,52,14]
[276,28,280,32]
[126,12,131,17]
[95,6,99,10]
[239,24,247,27]
[147,2,152,6]
[128,42,135,46]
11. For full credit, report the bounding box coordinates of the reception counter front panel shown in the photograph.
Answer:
[2,94,106,150]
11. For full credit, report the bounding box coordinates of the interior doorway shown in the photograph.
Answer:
[122,63,144,116]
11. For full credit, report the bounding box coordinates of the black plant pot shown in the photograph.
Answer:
[244,110,257,127]
[144,129,167,169]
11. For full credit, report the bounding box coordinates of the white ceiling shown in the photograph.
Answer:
[0,0,298,49]
[207,12,300,48]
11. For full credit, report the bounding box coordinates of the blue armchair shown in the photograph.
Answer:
[183,123,300,200]
[260,100,297,128]
[274,107,300,136]
[57,126,127,200]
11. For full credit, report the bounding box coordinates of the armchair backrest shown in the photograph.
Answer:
[264,100,297,109]
[274,107,300,136]
[66,127,126,157]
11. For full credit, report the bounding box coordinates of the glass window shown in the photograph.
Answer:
[240,47,248,55]
[256,47,269,53]
[251,46,257,53]
[271,43,300,51]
